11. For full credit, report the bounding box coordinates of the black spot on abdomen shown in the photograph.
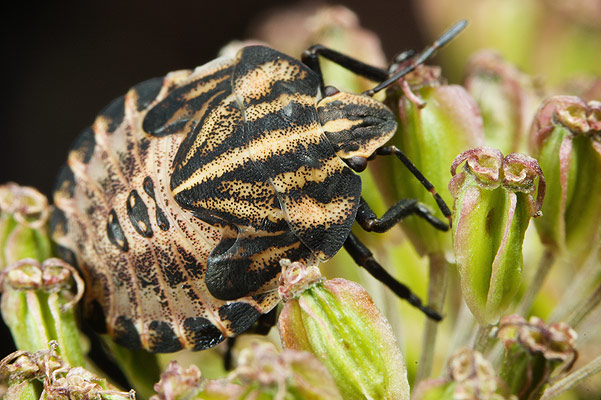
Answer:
[107,209,129,252]
[98,96,126,133]
[126,190,153,238]
[113,315,141,349]
[148,321,183,353]
[183,317,225,351]
[219,303,261,335]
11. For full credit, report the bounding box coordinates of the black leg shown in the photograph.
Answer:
[223,307,278,370]
[302,45,390,92]
[344,232,442,320]
[364,20,467,96]
[376,145,452,227]
[356,197,449,233]
[301,21,466,96]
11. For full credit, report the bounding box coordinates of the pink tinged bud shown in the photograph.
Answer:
[498,315,578,399]
[450,148,545,325]
[413,348,512,400]
[530,96,601,264]
[277,261,409,400]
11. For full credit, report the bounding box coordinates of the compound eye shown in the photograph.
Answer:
[344,156,368,172]
[324,85,340,97]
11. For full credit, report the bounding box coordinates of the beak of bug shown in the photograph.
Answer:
[317,89,397,172]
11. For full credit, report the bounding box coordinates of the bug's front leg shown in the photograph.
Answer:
[343,232,442,320]
[301,44,389,92]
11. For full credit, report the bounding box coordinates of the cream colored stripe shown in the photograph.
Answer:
[172,123,323,196]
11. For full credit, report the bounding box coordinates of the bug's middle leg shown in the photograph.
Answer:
[356,197,449,233]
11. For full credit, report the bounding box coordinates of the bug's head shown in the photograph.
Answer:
[317,87,396,172]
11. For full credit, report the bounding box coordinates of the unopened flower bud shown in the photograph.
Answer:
[449,148,545,325]
[530,96,601,265]
[385,66,485,257]
[152,362,203,400]
[277,261,409,399]
[0,183,51,268]
[498,315,578,399]
[176,342,342,400]
[413,348,514,400]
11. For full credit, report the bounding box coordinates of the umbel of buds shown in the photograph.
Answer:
[277,260,410,400]
[413,348,514,400]
[449,148,545,325]
[152,343,343,400]
[530,96,601,265]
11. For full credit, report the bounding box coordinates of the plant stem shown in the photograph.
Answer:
[541,354,601,399]
[567,281,601,328]
[517,249,555,316]
[550,256,601,325]
[473,324,495,354]
[415,253,448,383]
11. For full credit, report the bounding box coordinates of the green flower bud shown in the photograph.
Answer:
[413,348,515,400]
[449,148,545,325]
[0,341,132,400]
[1,258,85,369]
[277,260,409,400]
[384,66,485,258]
[0,183,85,369]
[0,183,52,268]
[464,50,541,154]
[498,315,578,400]
[530,96,601,265]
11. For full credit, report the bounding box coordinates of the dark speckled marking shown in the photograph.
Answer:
[107,209,129,251]
[133,77,164,112]
[49,207,68,236]
[143,176,170,231]
[148,321,183,352]
[55,165,76,198]
[113,315,141,349]
[69,127,96,163]
[183,317,224,351]
[126,190,153,238]
[98,96,126,133]
[219,303,261,335]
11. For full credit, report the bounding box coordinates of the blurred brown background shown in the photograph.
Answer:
[0,0,426,197]
[0,0,426,354]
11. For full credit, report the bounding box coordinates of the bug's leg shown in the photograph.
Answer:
[301,45,389,91]
[223,308,278,370]
[375,145,453,227]
[356,197,448,233]
[224,338,237,370]
[344,232,442,320]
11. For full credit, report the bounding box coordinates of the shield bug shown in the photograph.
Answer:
[51,21,466,352]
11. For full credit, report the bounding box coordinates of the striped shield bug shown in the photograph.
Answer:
[51,21,466,352]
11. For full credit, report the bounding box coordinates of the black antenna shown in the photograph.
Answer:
[363,20,467,97]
